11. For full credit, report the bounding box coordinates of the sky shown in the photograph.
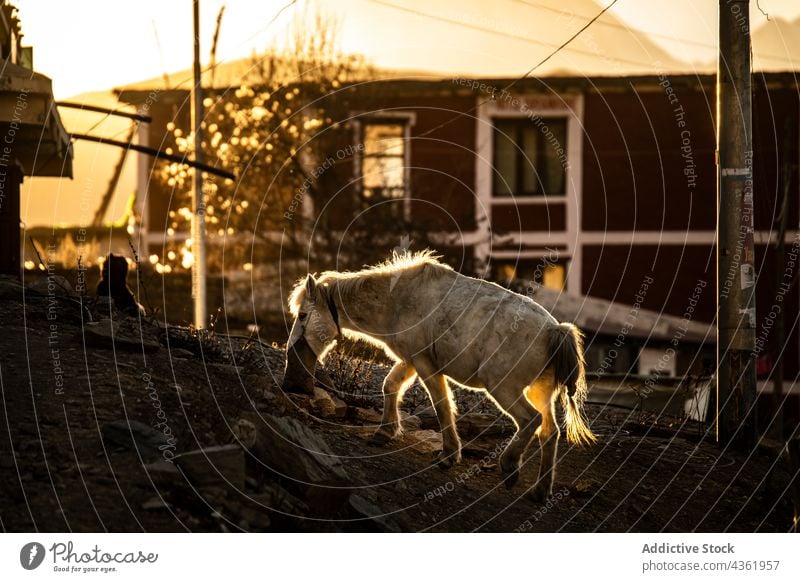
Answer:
[14,0,800,227]
[16,0,800,99]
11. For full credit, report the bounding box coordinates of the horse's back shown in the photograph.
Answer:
[394,270,559,387]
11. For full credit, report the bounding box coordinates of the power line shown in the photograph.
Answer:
[515,0,715,50]
[515,0,798,64]
[513,0,620,86]
[368,0,661,70]
[411,0,623,141]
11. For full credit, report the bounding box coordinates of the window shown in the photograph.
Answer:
[492,258,567,291]
[492,117,567,197]
[359,120,407,215]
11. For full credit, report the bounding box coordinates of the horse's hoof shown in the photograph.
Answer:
[368,429,395,446]
[503,469,520,490]
[527,484,552,503]
[436,450,461,470]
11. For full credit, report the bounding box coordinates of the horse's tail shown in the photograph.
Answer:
[548,323,596,447]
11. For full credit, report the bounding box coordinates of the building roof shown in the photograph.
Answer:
[0,61,72,178]
[526,284,713,344]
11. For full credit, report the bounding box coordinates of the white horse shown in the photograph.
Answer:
[282,250,596,500]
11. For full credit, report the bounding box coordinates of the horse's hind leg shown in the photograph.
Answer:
[525,372,560,501]
[369,361,417,445]
[491,386,541,490]
[413,357,461,469]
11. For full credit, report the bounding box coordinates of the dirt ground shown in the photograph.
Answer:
[0,281,795,533]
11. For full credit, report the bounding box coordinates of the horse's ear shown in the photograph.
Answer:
[305,274,317,296]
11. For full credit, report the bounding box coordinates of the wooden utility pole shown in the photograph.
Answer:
[716,0,757,446]
[192,0,208,329]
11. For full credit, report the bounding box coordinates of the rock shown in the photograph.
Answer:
[412,405,439,430]
[243,415,351,512]
[0,275,23,300]
[310,386,337,417]
[308,387,347,419]
[83,320,161,353]
[573,478,601,496]
[355,407,383,425]
[208,363,241,375]
[232,419,257,449]
[246,374,276,394]
[349,494,402,532]
[141,497,170,511]
[28,275,73,296]
[143,459,183,487]
[102,420,173,460]
[457,412,513,437]
[330,394,348,418]
[400,411,422,431]
[169,348,195,359]
[173,444,246,489]
[236,505,271,530]
[405,430,443,455]
[250,482,309,516]
[314,366,335,390]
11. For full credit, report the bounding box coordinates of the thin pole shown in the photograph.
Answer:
[716,0,757,446]
[191,0,207,329]
[770,119,792,440]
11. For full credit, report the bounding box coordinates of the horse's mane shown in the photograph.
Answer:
[288,250,451,315]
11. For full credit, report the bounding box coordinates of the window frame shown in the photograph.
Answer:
[354,113,415,221]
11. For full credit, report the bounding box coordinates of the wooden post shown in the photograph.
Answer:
[716,0,757,446]
[0,164,22,276]
[191,0,208,329]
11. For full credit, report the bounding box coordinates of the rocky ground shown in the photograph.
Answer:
[0,275,796,532]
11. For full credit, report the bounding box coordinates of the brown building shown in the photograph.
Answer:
[118,71,800,414]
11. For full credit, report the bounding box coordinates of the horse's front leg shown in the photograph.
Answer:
[369,361,416,445]
[413,357,461,469]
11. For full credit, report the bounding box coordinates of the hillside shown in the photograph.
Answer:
[0,276,794,532]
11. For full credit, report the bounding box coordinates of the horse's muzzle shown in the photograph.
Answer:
[282,336,317,395]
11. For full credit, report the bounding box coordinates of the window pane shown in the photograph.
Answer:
[542,263,565,290]
[493,124,517,196]
[521,126,540,194]
[541,120,567,194]
[363,156,404,189]
[364,123,404,156]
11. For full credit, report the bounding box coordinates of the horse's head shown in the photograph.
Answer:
[282,274,340,394]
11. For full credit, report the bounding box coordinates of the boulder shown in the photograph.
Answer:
[405,430,443,455]
[102,420,173,461]
[355,407,384,425]
[0,275,23,300]
[82,320,161,353]
[400,410,422,431]
[142,459,183,488]
[173,444,246,489]
[242,414,351,512]
[457,412,514,438]
[349,494,402,532]
[28,275,74,296]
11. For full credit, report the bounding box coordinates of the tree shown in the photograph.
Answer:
[155,4,371,275]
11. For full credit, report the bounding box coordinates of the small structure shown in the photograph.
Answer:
[0,1,72,276]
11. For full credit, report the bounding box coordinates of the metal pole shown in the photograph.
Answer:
[716,0,757,446]
[191,0,207,329]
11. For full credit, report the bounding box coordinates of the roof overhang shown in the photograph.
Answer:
[527,284,714,344]
[0,62,73,178]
